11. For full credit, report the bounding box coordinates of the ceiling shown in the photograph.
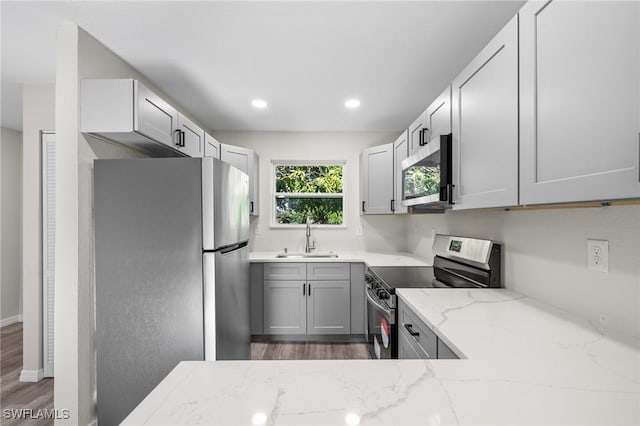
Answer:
[1,1,525,132]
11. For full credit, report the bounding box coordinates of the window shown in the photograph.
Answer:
[272,162,344,226]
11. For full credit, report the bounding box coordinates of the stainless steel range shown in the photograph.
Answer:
[365,234,502,359]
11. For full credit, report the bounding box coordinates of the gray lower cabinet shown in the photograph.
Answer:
[398,298,460,360]
[437,339,459,360]
[349,263,365,335]
[264,280,307,334]
[258,262,360,337]
[307,281,350,335]
[398,327,427,360]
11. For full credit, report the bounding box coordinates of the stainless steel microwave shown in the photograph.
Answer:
[401,133,453,211]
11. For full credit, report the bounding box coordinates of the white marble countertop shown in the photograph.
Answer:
[123,289,640,425]
[250,250,432,267]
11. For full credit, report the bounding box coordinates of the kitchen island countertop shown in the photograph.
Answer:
[123,288,639,425]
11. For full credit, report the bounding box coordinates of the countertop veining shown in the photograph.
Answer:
[123,288,640,425]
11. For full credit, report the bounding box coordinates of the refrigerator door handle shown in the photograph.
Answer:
[215,240,249,255]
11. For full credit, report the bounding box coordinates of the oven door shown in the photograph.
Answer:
[366,288,396,359]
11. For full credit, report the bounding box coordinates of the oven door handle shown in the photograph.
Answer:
[366,288,395,323]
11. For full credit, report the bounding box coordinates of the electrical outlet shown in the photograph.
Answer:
[587,239,609,272]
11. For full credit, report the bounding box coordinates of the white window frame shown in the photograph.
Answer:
[270,160,347,229]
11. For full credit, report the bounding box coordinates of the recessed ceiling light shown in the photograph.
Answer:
[251,99,268,109]
[344,99,361,109]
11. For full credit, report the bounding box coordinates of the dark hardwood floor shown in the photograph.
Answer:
[1,323,54,426]
[251,342,371,360]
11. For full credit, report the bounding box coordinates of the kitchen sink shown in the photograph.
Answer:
[275,251,339,259]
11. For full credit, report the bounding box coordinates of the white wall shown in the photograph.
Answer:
[1,127,23,325]
[21,85,55,380]
[55,24,204,425]
[406,205,640,339]
[212,131,407,253]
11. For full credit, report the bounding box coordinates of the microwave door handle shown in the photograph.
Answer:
[447,183,455,204]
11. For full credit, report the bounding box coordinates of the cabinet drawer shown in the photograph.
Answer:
[398,299,437,359]
[264,263,306,280]
[437,338,459,359]
[398,324,429,359]
[306,263,350,280]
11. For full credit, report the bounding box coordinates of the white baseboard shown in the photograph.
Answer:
[0,315,23,327]
[19,368,44,382]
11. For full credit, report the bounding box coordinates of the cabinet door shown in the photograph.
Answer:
[408,109,428,155]
[263,280,306,334]
[360,143,393,214]
[392,131,409,214]
[306,281,351,335]
[134,81,179,148]
[425,86,451,143]
[204,133,221,159]
[452,15,519,210]
[220,144,259,216]
[177,114,204,158]
[519,1,640,204]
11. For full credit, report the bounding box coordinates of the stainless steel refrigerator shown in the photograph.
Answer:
[94,157,250,426]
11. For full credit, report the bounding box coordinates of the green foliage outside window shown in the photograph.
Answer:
[275,165,343,225]
[404,166,440,198]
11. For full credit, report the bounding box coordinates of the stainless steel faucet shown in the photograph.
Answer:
[305,217,316,253]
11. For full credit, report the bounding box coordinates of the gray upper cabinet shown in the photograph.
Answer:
[176,113,204,158]
[424,86,452,143]
[407,86,452,168]
[220,143,260,216]
[307,280,351,335]
[360,143,393,214]
[81,79,210,158]
[452,15,519,210]
[81,79,180,155]
[408,108,428,155]
[519,1,640,204]
[392,131,409,214]
[135,81,179,148]
[204,133,221,159]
